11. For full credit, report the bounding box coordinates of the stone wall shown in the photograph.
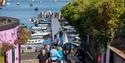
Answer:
[21,59,39,63]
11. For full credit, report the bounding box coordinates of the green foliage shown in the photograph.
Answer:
[0,42,15,58]
[61,0,125,46]
[0,47,5,57]
[0,56,4,63]
[0,44,4,63]
[61,0,125,61]
[17,27,31,44]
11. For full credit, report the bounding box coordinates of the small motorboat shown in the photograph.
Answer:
[16,2,20,5]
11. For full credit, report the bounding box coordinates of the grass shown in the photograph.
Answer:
[0,56,4,63]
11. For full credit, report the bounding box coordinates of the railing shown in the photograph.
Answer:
[21,59,39,63]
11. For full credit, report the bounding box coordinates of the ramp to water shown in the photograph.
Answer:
[51,18,61,39]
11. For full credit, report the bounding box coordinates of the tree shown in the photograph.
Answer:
[15,27,31,44]
[61,0,125,62]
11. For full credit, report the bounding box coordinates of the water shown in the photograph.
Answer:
[0,0,68,27]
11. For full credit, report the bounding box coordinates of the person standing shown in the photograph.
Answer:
[50,46,61,63]
[74,47,85,63]
[44,45,51,55]
[53,35,59,46]
[38,48,48,63]
[57,47,64,63]
[44,45,51,63]
[59,31,64,47]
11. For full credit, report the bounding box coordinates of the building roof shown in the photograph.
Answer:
[0,16,20,31]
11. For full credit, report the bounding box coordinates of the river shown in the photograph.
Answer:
[0,0,69,27]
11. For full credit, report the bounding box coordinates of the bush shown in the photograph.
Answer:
[0,55,4,63]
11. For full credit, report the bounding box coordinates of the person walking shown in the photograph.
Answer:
[57,47,64,63]
[44,45,51,63]
[59,31,64,47]
[50,46,61,63]
[74,47,85,63]
[38,48,48,63]
[53,35,59,46]
[44,45,51,55]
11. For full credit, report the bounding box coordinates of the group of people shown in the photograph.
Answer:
[37,45,84,63]
[37,45,64,63]
[38,30,80,63]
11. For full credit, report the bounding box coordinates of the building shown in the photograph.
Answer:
[0,16,20,63]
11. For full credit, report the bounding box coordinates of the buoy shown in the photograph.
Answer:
[34,7,38,11]
[30,3,33,7]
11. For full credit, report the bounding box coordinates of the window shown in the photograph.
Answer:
[4,33,6,39]
[11,33,14,38]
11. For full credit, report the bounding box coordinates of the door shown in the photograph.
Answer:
[12,48,15,63]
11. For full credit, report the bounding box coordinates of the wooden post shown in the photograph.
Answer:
[87,35,89,45]
[106,48,110,63]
